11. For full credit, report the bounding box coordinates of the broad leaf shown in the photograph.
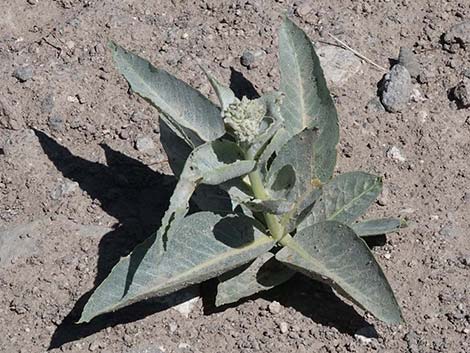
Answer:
[299,172,382,230]
[267,128,330,229]
[276,221,403,324]
[352,218,406,237]
[159,140,256,247]
[216,252,295,306]
[278,17,339,174]
[160,118,193,177]
[242,198,294,215]
[110,42,225,145]
[79,212,274,323]
[201,67,236,110]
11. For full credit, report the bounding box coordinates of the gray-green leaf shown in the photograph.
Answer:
[278,17,338,171]
[158,140,256,247]
[299,172,382,230]
[109,42,225,144]
[242,198,295,215]
[352,218,406,237]
[276,221,403,324]
[79,212,274,323]
[216,252,295,306]
[201,67,236,111]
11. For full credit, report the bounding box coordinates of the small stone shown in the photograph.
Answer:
[48,115,64,131]
[317,45,362,88]
[377,186,389,206]
[452,77,470,108]
[354,326,378,345]
[51,180,79,200]
[13,66,33,82]
[296,1,315,18]
[279,322,289,334]
[135,136,155,152]
[268,301,282,314]
[177,342,191,350]
[181,33,189,39]
[169,322,178,333]
[398,47,420,78]
[366,97,385,112]
[439,223,463,239]
[88,341,100,351]
[404,330,420,353]
[27,0,38,4]
[241,50,256,67]
[381,64,412,113]
[443,21,470,51]
[41,94,55,113]
[386,146,406,162]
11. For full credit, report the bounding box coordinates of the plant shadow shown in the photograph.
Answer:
[202,273,370,336]
[33,130,185,349]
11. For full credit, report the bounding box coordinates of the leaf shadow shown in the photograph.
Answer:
[229,67,260,100]
[33,130,187,349]
[202,273,370,335]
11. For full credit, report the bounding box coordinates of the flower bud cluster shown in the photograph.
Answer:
[223,97,267,143]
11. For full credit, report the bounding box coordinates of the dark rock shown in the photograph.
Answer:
[381,64,412,113]
[452,77,470,108]
[40,94,55,114]
[13,66,33,82]
[398,47,420,78]
[241,50,256,67]
[443,21,470,52]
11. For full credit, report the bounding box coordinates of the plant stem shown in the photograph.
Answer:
[245,151,284,242]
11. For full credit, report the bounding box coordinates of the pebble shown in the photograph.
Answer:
[169,322,178,333]
[439,223,462,239]
[366,97,385,112]
[317,45,362,88]
[48,115,64,131]
[443,21,470,52]
[398,47,420,79]
[452,77,470,108]
[296,1,315,18]
[279,322,289,334]
[354,326,378,345]
[13,66,33,82]
[241,50,256,67]
[0,220,41,266]
[381,64,412,112]
[268,301,282,314]
[51,180,79,200]
[41,94,55,113]
[386,146,406,162]
[404,330,420,353]
[135,136,155,152]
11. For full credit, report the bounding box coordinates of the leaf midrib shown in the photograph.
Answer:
[326,179,380,221]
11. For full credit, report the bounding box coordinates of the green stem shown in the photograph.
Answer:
[245,151,284,242]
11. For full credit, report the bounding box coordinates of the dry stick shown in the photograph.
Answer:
[326,33,387,72]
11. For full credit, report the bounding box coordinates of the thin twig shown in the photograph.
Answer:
[326,33,387,72]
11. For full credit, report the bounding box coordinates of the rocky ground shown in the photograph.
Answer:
[1,0,469,352]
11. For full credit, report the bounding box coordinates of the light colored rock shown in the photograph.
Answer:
[317,45,362,88]
[0,220,42,267]
[279,321,289,334]
[355,326,378,345]
[381,64,412,113]
[268,300,282,314]
[386,146,406,162]
[135,136,155,152]
[158,286,200,318]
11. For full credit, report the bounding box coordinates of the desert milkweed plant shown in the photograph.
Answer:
[78,17,404,324]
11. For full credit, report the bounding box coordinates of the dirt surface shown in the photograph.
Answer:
[1,1,469,352]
